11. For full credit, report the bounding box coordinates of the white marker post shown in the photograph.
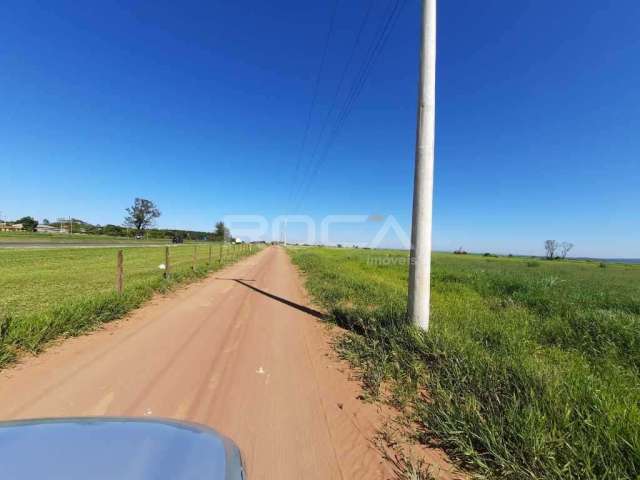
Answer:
[408,0,437,331]
[284,218,288,247]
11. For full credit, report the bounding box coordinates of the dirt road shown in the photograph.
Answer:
[0,246,459,479]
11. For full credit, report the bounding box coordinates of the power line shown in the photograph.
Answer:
[307,0,374,167]
[292,0,406,212]
[296,0,404,208]
[288,0,340,205]
[290,0,376,207]
[291,0,395,209]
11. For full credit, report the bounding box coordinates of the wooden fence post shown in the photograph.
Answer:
[192,245,197,271]
[164,246,170,279]
[116,250,124,294]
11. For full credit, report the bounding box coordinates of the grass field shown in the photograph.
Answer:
[0,243,259,366]
[289,247,640,480]
[0,231,175,244]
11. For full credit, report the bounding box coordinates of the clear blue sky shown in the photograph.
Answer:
[1,0,638,257]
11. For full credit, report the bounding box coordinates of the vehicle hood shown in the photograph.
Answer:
[0,417,244,480]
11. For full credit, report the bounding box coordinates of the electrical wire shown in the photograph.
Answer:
[287,0,341,205]
[307,0,375,168]
[292,0,406,212]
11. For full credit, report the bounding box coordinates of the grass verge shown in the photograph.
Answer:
[0,243,261,368]
[289,247,640,480]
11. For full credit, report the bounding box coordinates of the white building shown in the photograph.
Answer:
[36,224,62,233]
[0,223,23,232]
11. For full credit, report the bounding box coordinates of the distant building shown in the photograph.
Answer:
[36,224,62,233]
[0,223,24,232]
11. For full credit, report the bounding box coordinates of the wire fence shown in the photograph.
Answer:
[0,242,262,321]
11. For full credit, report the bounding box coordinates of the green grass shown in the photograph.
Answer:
[289,247,640,480]
[0,231,172,244]
[0,243,260,366]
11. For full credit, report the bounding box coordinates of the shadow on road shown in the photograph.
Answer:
[229,279,325,320]
[216,278,256,282]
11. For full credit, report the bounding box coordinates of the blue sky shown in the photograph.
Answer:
[1,0,638,257]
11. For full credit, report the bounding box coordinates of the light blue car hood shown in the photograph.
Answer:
[0,417,245,480]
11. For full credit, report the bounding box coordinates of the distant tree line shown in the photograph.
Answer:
[3,197,234,242]
[448,241,575,261]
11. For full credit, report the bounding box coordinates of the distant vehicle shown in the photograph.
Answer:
[0,417,245,479]
[135,234,144,240]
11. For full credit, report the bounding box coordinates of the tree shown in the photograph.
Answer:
[213,221,230,241]
[544,240,558,260]
[124,198,161,232]
[560,242,574,259]
[17,216,38,231]
[42,218,50,225]
[103,224,125,236]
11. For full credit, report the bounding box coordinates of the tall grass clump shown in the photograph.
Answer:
[289,247,640,479]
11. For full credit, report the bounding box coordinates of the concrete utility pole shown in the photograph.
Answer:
[408,0,437,331]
